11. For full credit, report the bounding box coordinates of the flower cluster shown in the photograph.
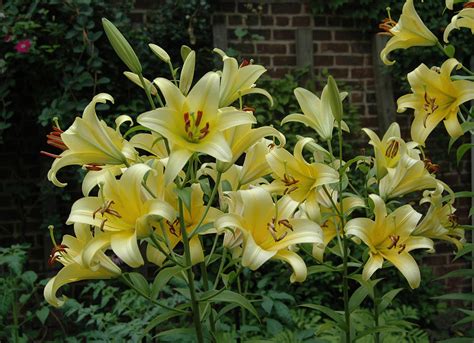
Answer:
[42,7,469,335]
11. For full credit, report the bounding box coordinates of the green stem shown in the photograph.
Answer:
[12,288,19,343]
[168,61,179,86]
[189,171,222,238]
[178,197,205,343]
[201,262,217,338]
[138,73,156,109]
[213,248,228,289]
[373,285,380,343]
[337,122,350,342]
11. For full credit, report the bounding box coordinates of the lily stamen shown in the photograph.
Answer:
[40,151,62,159]
[93,200,122,219]
[48,244,68,266]
[423,158,440,174]
[387,234,400,249]
[385,140,399,158]
[84,164,103,171]
[398,243,406,254]
[278,219,294,231]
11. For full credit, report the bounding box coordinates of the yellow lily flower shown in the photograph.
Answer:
[444,6,474,42]
[282,86,349,142]
[138,72,256,184]
[44,93,137,187]
[363,123,420,180]
[345,194,433,289]
[216,123,285,173]
[397,58,474,145]
[44,223,121,307]
[379,0,438,65]
[446,0,454,10]
[266,137,339,203]
[146,183,222,266]
[379,153,437,199]
[67,163,176,268]
[414,184,464,250]
[298,190,365,262]
[216,188,324,282]
[214,48,272,107]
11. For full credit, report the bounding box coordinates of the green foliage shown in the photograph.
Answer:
[0,244,50,342]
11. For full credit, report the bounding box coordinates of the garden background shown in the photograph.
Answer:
[0,0,472,341]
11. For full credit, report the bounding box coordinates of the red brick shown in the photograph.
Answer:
[257,56,271,66]
[313,55,334,66]
[327,68,349,78]
[351,42,371,54]
[292,16,311,27]
[216,2,235,12]
[273,29,295,40]
[335,30,362,41]
[351,92,363,103]
[261,16,274,26]
[213,14,226,24]
[246,15,259,26]
[320,43,349,53]
[313,15,327,26]
[228,43,255,54]
[276,16,290,26]
[336,55,364,66]
[272,3,302,14]
[313,29,332,41]
[268,68,290,78]
[366,105,377,115]
[273,55,296,66]
[366,92,376,103]
[228,15,242,25]
[351,68,373,78]
[249,29,271,40]
[257,43,287,54]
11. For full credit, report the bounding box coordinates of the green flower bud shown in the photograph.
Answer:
[149,44,171,63]
[327,75,343,123]
[102,18,142,74]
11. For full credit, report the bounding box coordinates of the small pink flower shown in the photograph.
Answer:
[3,35,12,43]
[15,39,31,54]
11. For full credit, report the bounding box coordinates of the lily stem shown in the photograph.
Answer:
[200,261,217,338]
[337,122,351,342]
[373,284,380,343]
[178,197,205,343]
[190,171,222,238]
[138,73,156,110]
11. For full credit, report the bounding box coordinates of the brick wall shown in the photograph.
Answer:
[213,0,378,130]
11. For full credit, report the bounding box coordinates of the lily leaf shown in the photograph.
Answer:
[301,304,346,331]
[151,265,184,299]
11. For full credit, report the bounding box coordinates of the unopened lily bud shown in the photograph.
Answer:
[327,75,343,123]
[180,45,192,62]
[180,50,195,95]
[102,18,142,74]
[123,71,158,96]
[149,44,171,63]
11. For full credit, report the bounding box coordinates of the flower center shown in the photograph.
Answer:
[183,110,210,142]
[267,217,294,242]
[166,218,181,237]
[282,173,299,195]
[93,200,122,230]
[423,92,439,127]
[387,234,406,254]
[385,140,399,158]
[423,158,440,174]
